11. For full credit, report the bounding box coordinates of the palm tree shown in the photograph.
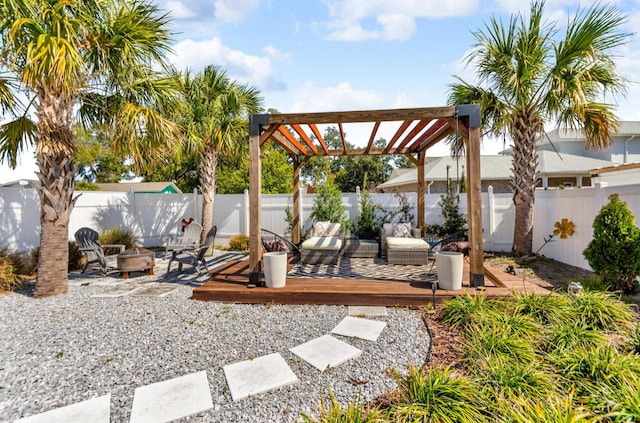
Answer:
[0,0,182,296]
[448,1,628,256]
[180,65,262,242]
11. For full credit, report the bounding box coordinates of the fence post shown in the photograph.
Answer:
[487,186,494,250]
[244,189,250,236]
[595,181,608,208]
[192,188,198,222]
[128,187,136,239]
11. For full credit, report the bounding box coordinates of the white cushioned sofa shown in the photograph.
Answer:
[381,223,431,265]
[300,221,344,264]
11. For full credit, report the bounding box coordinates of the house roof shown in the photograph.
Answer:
[377,155,512,189]
[95,182,182,193]
[537,150,614,175]
[543,121,640,146]
[378,151,615,190]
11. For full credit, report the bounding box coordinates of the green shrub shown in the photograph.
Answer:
[392,366,486,422]
[311,177,348,226]
[505,394,593,422]
[569,290,634,332]
[300,388,386,422]
[542,320,608,353]
[0,256,23,292]
[438,188,467,236]
[476,357,555,401]
[228,235,250,251]
[462,321,536,368]
[99,227,134,254]
[75,181,99,191]
[355,189,381,240]
[583,193,640,294]
[441,293,500,330]
[511,292,572,325]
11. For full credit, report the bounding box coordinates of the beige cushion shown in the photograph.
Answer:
[386,237,430,250]
[301,236,343,251]
[383,223,394,236]
[323,223,342,237]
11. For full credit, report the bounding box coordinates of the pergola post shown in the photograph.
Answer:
[457,105,484,287]
[249,114,268,285]
[417,152,425,233]
[292,154,302,245]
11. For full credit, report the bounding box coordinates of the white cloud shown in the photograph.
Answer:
[289,81,384,113]
[170,37,287,91]
[164,1,195,19]
[378,14,416,40]
[214,0,259,22]
[393,93,417,108]
[321,0,479,41]
[263,45,292,63]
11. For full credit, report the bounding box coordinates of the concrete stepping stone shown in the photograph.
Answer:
[347,305,388,317]
[91,286,141,298]
[223,353,298,402]
[290,335,362,372]
[15,394,110,423]
[129,370,213,423]
[331,316,387,341]
[131,285,177,297]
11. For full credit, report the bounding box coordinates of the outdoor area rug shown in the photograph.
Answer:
[288,257,435,281]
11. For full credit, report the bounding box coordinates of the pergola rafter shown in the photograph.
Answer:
[248,105,485,289]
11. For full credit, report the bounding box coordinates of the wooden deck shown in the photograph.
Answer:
[192,257,550,306]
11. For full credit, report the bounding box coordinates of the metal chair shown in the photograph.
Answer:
[167,226,217,274]
[426,230,468,275]
[74,227,125,275]
[261,228,300,258]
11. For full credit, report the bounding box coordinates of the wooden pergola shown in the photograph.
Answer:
[248,105,485,288]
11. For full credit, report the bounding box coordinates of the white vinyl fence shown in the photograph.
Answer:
[3,182,639,272]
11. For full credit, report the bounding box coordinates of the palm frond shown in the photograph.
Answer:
[0,116,37,167]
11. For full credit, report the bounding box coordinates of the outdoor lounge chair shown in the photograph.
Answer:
[381,223,431,265]
[163,221,203,259]
[425,230,468,275]
[166,225,217,274]
[300,221,344,265]
[74,227,126,275]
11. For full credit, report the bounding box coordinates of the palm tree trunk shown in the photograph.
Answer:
[511,110,540,257]
[200,145,217,244]
[33,88,78,297]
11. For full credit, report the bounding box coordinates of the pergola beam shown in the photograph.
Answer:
[269,106,456,125]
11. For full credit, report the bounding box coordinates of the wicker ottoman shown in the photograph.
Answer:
[386,237,430,265]
[345,239,379,258]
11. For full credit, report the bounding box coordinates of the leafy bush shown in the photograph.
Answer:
[570,276,611,292]
[440,293,500,330]
[392,366,486,422]
[99,227,134,254]
[355,189,381,239]
[439,188,467,236]
[300,388,385,422]
[228,235,250,251]
[0,246,35,292]
[569,290,634,332]
[310,177,349,227]
[75,181,99,191]
[583,193,640,294]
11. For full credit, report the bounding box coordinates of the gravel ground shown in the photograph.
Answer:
[0,274,429,422]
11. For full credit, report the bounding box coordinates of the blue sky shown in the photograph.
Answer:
[3,0,640,183]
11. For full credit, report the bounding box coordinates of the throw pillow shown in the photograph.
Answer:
[312,221,330,237]
[273,239,290,253]
[393,223,412,237]
[383,223,394,236]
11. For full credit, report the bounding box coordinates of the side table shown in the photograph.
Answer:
[345,239,379,258]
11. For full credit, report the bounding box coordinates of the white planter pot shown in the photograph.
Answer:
[263,252,287,288]
[436,251,463,290]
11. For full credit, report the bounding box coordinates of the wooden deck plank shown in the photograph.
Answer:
[192,258,549,306]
